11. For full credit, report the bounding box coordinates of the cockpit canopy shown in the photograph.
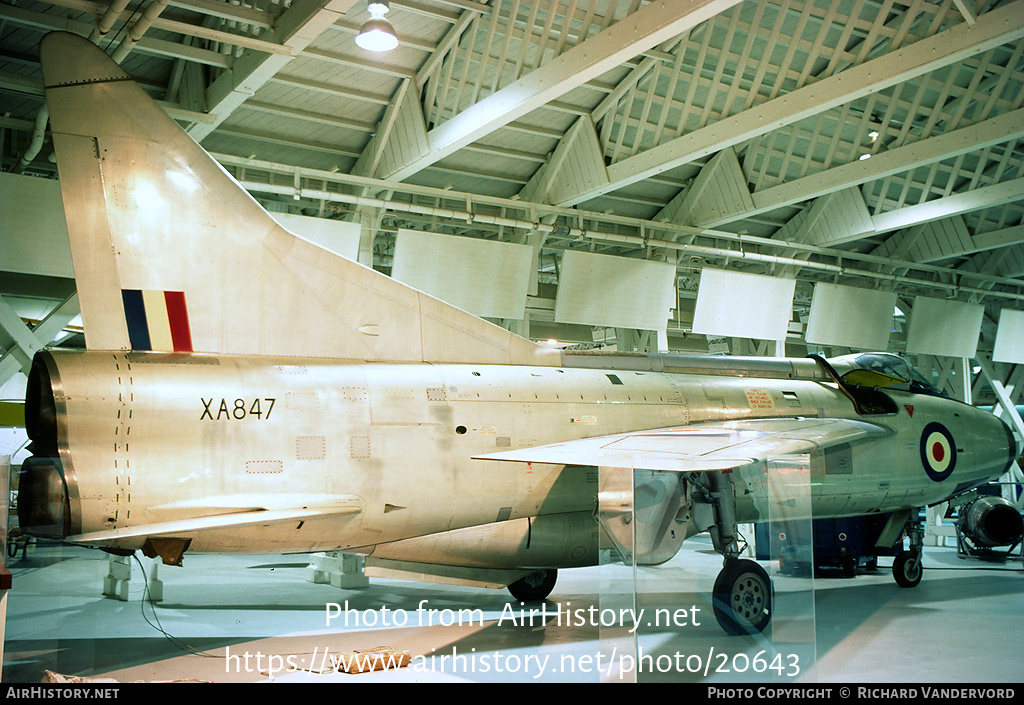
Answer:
[827,352,949,399]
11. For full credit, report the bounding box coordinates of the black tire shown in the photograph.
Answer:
[892,550,922,588]
[712,559,772,636]
[508,569,557,602]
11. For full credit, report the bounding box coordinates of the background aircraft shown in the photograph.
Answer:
[19,32,1018,636]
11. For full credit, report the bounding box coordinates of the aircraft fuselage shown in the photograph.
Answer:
[21,349,1015,571]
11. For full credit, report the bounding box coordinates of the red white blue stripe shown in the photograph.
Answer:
[121,290,193,352]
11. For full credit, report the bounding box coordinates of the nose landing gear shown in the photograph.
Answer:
[892,513,924,588]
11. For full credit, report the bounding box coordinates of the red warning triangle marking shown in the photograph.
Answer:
[904,405,914,417]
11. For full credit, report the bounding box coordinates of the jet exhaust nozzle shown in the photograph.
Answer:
[20,351,73,539]
[958,495,1024,548]
[18,456,70,539]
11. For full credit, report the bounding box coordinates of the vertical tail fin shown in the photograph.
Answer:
[41,32,551,366]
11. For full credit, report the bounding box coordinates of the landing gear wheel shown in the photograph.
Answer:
[712,559,772,635]
[508,569,557,602]
[892,550,922,588]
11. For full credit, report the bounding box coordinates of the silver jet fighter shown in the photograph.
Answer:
[20,32,1018,635]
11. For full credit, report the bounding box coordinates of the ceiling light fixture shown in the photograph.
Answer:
[356,2,398,52]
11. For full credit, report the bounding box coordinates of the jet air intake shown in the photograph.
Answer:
[20,352,73,539]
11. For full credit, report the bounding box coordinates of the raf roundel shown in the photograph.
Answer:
[920,422,957,481]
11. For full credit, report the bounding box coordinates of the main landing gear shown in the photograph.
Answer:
[695,472,774,636]
[713,558,773,635]
[507,568,558,602]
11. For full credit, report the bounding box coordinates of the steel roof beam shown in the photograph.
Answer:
[0,293,78,385]
[741,107,1024,225]
[557,0,1024,207]
[381,0,743,182]
[870,177,1024,235]
[167,0,275,29]
[211,152,1024,303]
[188,0,360,142]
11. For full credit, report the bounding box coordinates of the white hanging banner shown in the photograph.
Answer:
[905,296,984,358]
[692,268,795,342]
[392,229,532,320]
[805,282,896,350]
[271,213,362,262]
[992,308,1024,364]
[554,250,675,332]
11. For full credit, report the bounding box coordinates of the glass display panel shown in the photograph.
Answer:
[598,458,816,683]
[597,465,639,683]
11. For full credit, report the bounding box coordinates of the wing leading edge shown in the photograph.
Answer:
[478,417,893,567]
[475,417,893,471]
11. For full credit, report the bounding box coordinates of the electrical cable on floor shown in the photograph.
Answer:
[129,553,333,677]
[132,552,224,660]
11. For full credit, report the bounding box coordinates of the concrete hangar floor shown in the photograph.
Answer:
[2,536,1022,684]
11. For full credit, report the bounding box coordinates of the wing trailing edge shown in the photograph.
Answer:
[65,494,363,546]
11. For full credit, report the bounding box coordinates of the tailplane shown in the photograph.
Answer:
[41,32,551,366]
